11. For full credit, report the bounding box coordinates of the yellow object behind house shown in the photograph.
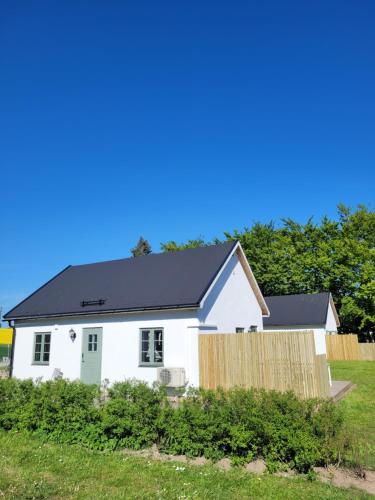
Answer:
[0,328,13,345]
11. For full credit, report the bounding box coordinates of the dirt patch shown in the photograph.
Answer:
[215,458,232,471]
[189,456,210,466]
[121,447,208,466]
[167,454,188,463]
[245,459,267,475]
[120,447,375,494]
[314,466,375,495]
[274,470,296,478]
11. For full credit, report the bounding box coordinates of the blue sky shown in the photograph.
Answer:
[1,1,374,316]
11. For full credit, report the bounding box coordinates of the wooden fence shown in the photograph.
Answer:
[326,334,375,361]
[359,343,375,361]
[326,335,360,361]
[199,331,330,399]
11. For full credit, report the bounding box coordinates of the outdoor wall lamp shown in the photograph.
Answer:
[69,329,77,342]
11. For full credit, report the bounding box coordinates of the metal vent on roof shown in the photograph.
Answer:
[80,299,106,307]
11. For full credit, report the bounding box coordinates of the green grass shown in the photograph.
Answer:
[0,431,369,499]
[0,363,373,498]
[330,361,375,469]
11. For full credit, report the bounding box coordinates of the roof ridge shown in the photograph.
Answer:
[4,240,239,320]
[70,240,236,268]
[266,291,330,298]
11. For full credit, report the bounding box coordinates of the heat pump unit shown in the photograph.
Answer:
[157,367,186,387]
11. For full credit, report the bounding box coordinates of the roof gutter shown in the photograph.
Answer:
[6,303,200,322]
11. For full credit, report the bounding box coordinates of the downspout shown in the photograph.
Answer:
[7,320,15,378]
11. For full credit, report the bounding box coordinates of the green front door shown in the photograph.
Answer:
[81,328,103,385]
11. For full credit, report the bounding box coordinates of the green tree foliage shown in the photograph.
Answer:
[131,236,152,257]
[160,237,208,252]
[161,205,375,334]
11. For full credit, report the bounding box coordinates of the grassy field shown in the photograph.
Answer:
[0,431,370,500]
[0,361,373,499]
[330,361,375,470]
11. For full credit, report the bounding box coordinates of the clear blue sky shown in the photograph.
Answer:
[1,1,374,316]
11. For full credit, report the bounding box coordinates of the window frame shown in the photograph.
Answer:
[32,332,51,365]
[139,328,164,367]
[88,333,98,352]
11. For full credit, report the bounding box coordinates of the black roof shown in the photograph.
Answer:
[5,241,237,320]
[263,292,332,327]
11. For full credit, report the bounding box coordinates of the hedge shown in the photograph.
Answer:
[0,378,344,472]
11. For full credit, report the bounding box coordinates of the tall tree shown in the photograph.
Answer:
[131,237,152,257]
[160,237,208,252]
[161,205,375,335]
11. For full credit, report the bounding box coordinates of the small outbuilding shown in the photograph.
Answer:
[263,292,340,355]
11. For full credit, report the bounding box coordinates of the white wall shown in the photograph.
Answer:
[262,325,327,355]
[325,302,338,333]
[13,310,199,386]
[198,253,264,332]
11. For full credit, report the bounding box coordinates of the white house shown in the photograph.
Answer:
[263,292,340,355]
[4,241,270,387]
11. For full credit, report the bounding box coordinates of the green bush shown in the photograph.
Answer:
[158,387,341,471]
[0,378,104,448]
[102,380,167,449]
[0,378,344,472]
[0,378,34,430]
[22,379,103,447]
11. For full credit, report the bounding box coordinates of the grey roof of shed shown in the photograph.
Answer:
[4,241,239,320]
[263,292,338,327]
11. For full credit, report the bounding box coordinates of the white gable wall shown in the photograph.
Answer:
[325,302,338,333]
[198,252,263,332]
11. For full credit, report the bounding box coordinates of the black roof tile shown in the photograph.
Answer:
[263,292,331,327]
[4,241,237,320]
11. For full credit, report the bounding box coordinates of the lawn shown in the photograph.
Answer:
[0,431,369,500]
[0,362,373,498]
[330,361,375,469]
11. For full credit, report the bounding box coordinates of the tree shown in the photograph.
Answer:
[131,237,152,257]
[160,237,208,253]
[161,205,375,335]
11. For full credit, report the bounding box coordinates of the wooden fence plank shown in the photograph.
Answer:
[358,343,375,361]
[198,331,330,399]
[326,335,360,361]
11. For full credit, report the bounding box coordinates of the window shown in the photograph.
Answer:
[236,327,245,333]
[33,333,51,364]
[88,333,98,351]
[139,328,163,366]
[249,325,258,332]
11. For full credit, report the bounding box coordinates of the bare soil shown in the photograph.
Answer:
[121,447,375,495]
[314,466,375,496]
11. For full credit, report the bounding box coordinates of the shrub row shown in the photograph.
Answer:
[0,378,344,472]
